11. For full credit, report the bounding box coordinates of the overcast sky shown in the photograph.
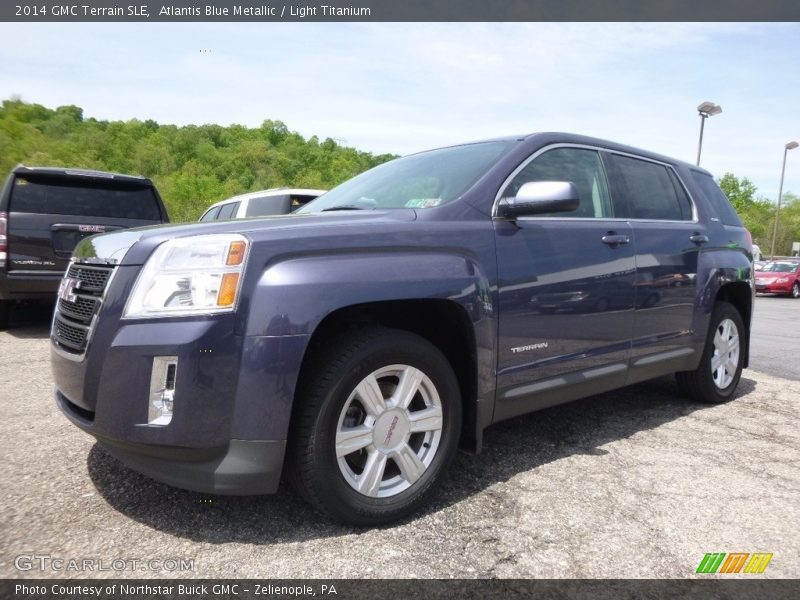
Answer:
[1,22,798,199]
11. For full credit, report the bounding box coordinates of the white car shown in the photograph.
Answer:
[199,188,326,221]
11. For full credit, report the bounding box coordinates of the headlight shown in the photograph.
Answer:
[123,234,249,318]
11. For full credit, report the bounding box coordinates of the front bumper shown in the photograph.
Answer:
[58,388,284,494]
[50,259,311,495]
[755,281,792,294]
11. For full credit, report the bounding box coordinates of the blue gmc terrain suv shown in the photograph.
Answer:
[52,133,754,525]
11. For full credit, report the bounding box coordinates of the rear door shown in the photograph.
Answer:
[7,173,164,274]
[604,153,702,373]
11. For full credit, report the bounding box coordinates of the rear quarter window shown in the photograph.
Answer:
[690,171,743,227]
[199,205,222,221]
[10,177,162,220]
[216,202,240,219]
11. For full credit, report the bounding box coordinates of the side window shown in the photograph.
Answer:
[690,171,743,226]
[503,147,612,218]
[246,195,290,216]
[217,202,239,220]
[668,170,694,221]
[199,205,221,222]
[611,155,688,221]
[290,194,319,209]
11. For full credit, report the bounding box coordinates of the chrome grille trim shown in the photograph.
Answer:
[51,262,117,358]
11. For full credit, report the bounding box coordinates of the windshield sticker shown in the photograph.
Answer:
[405,198,442,208]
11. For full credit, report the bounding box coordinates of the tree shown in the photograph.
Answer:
[718,172,758,213]
[0,98,395,221]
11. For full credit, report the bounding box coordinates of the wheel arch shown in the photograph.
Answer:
[295,299,483,453]
[715,281,753,368]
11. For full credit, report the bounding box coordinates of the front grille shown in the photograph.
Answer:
[58,295,96,322]
[53,317,88,350]
[52,263,116,355]
[67,264,112,291]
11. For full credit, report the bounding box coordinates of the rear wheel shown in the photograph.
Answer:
[676,301,745,404]
[287,328,462,526]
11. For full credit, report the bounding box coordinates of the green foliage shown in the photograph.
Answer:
[717,172,799,256]
[0,98,395,221]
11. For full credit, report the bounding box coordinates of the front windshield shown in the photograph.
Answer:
[763,262,796,273]
[297,140,515,213]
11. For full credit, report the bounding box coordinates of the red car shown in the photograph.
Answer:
[755,261,800,298]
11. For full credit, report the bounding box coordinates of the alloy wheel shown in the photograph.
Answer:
[335,364,443,498]
[710,318,740,389]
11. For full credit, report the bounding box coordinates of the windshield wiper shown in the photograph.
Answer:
[321,205,370,212]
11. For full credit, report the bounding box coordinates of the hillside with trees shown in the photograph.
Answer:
[0,98,395,222]
[1,98,798,254]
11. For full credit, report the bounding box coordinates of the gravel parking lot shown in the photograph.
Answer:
[1,297,798,579]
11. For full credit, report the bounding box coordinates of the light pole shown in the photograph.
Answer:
[770,140,799,258]
[696,101,722,166]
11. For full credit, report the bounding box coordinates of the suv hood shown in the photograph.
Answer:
[73,210,417,266]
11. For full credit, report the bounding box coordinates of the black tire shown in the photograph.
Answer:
[791,281,800,298]
[0,300,9,330]
[676,301,745,404]
[287,327,462,526]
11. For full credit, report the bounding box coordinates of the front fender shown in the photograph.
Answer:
[229,251,496,442]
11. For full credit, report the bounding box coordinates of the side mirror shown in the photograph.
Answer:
[497,181,580,218]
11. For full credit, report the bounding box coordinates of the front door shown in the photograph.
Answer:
[493,146,636,421]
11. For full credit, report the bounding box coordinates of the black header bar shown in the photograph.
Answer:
[3,0,800,22]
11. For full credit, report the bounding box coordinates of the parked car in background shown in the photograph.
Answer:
[0,166,169,328]
[199,188,326,221]
[52,133,753,525]
[755,261,800,297]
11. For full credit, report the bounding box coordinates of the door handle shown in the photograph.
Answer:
[601,234,630,246]
[689,234,709,245]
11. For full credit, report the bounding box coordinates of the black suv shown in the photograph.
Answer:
[0,166,169,327]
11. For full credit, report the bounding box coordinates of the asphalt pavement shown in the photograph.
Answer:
[750,295,800,380]
[1,296,798,579]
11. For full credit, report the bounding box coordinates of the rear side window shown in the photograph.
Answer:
[216,202,239,220]
[246,195,290,217]
[610,155,691,221]
[690,171,743,226]
[10,177,162,220]
[199,205,221,221]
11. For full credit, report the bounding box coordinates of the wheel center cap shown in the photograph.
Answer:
[373,409,409,452]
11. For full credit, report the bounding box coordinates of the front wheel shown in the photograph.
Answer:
[676,301,745,404]
[287,328,462,526]
[791,282,800,298]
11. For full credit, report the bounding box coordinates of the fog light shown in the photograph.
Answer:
[148,356,177,425]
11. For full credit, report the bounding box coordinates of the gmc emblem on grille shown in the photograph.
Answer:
[58,277,81,303]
